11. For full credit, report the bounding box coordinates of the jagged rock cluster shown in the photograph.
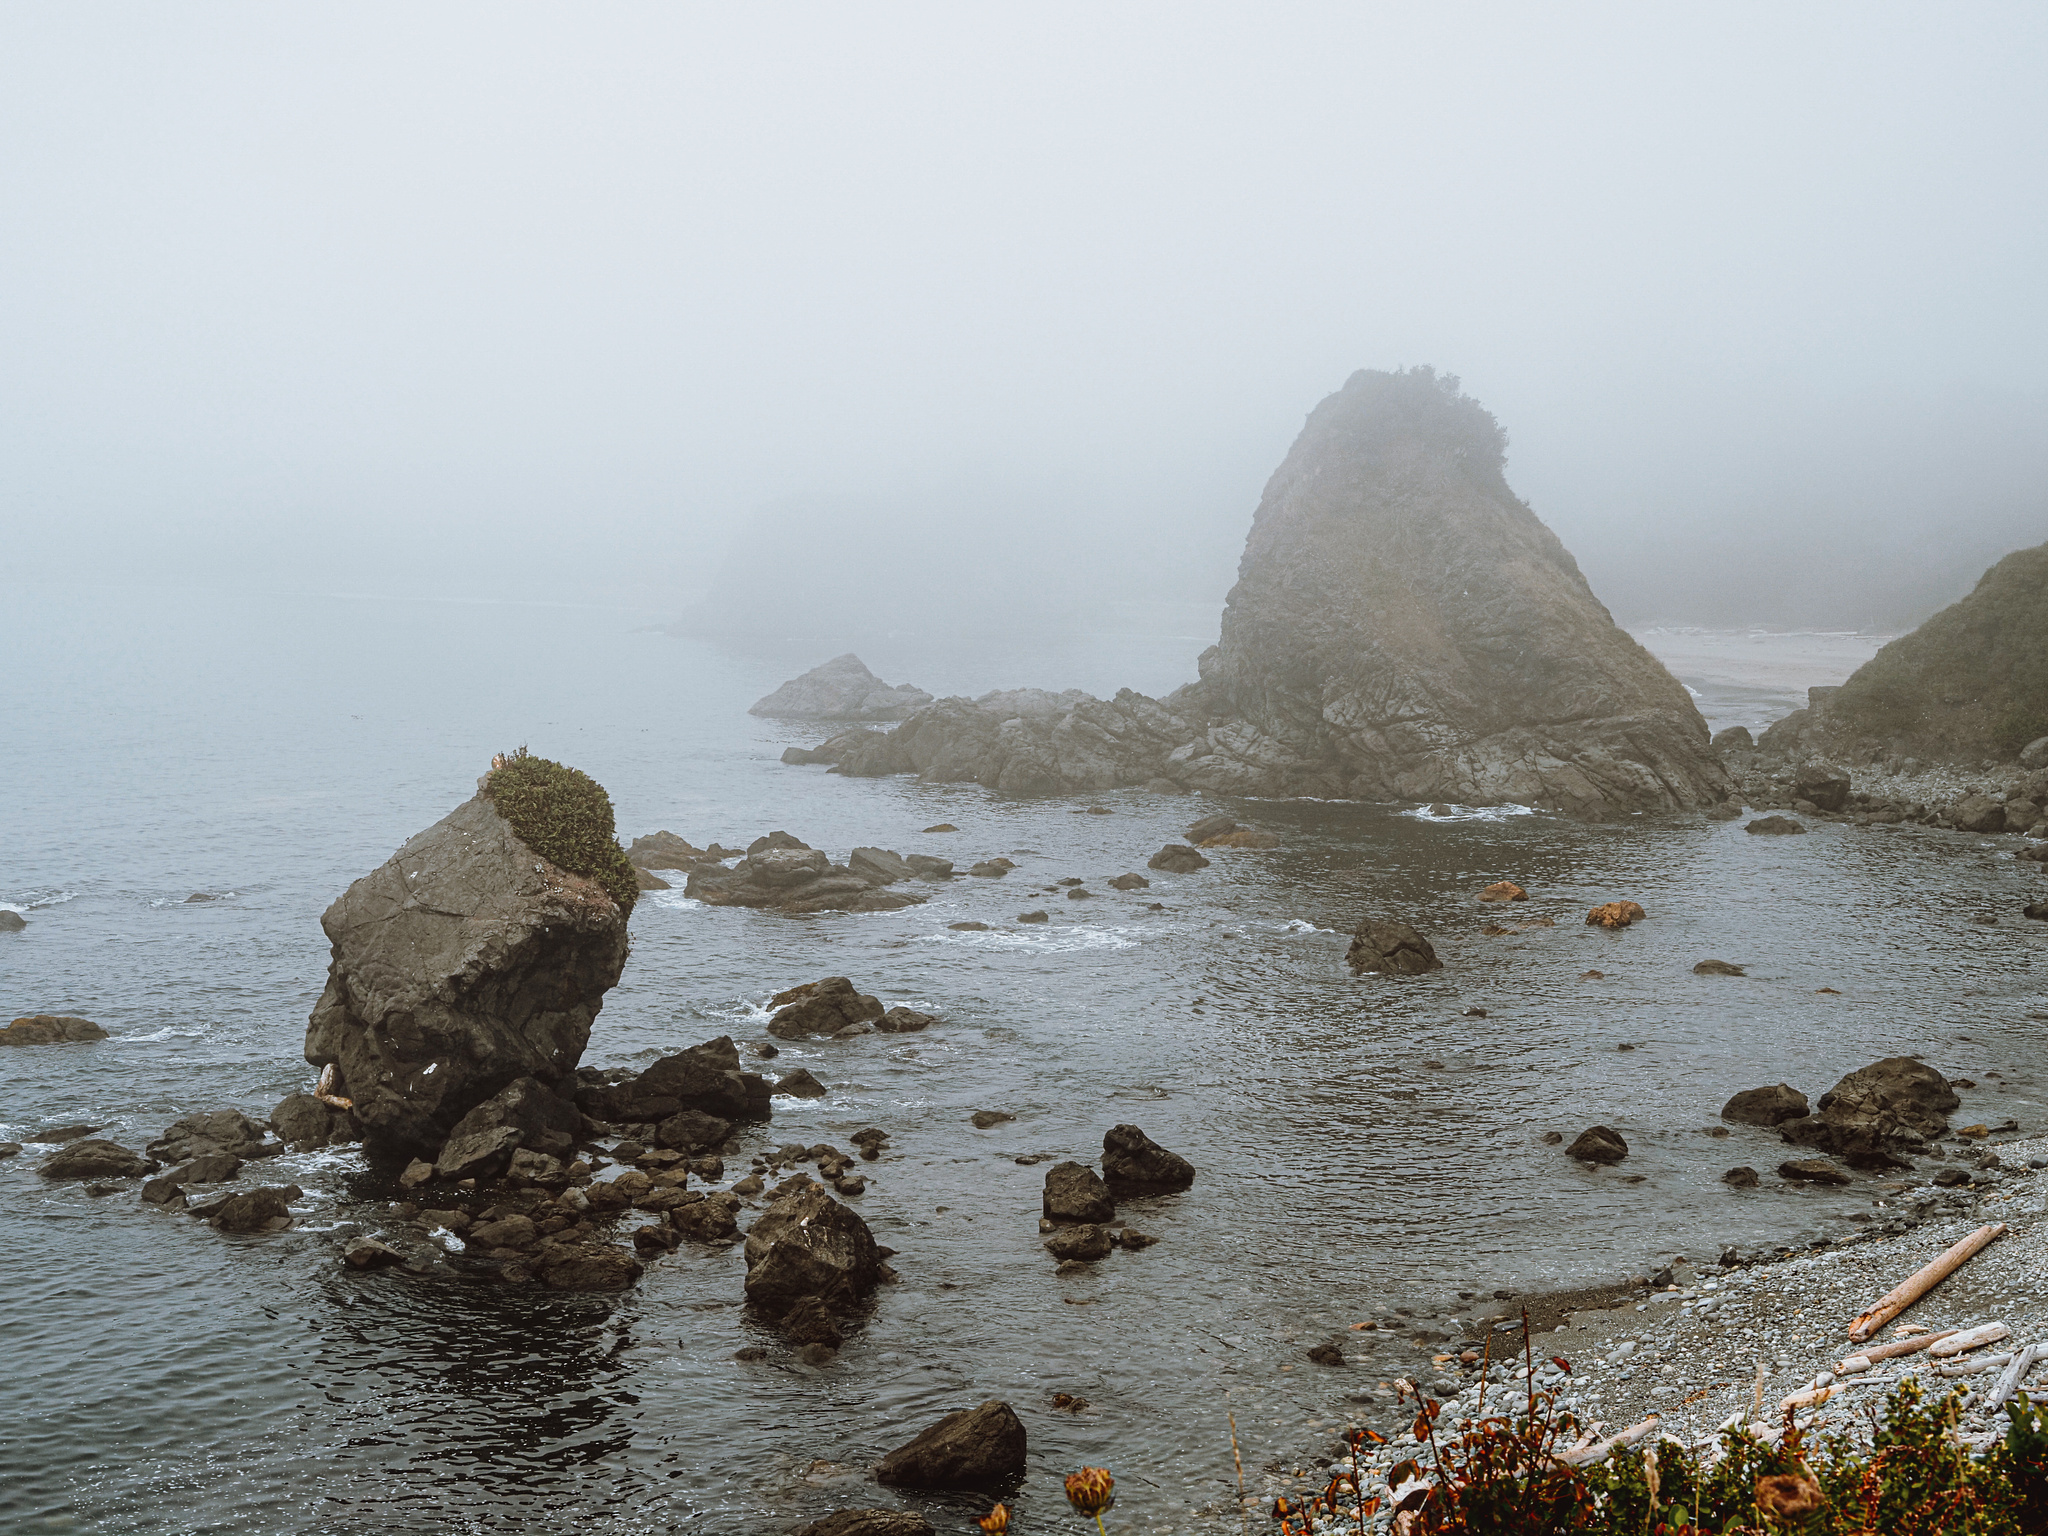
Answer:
[782,370,1729,819]
[1721,1057,1964,1176]
[681,832,953,914]
[749,653,933,721]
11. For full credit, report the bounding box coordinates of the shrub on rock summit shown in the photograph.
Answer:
[483,748,638,913]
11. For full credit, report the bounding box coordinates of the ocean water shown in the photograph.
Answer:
[3,586,2043,1534]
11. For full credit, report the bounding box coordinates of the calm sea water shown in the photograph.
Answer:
[3,587,2043,1534]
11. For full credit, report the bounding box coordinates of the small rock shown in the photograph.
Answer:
[1477,881,1527,903]
[877,1006,935,1033]
[1721,1084,1810,1126]
[1779,1159,1851,1185]
[1565,1127,1628,1165]
[1043,1224,1115,1261]
[1722,1166,1759,1187]
[1017,911,1050,924]
[1,1014,109,1046]
[874,1399,1028,1489]
[0,911,25,932]
[342,1237,405,1269]
[1101,1123,1194,1192]
[923,824,958,833]
[212,1185,301,1233]
[947,921,990,931]
[1065,888,1093,900]
[793,1512,934,1536]
[1585,901,1646,929]
[1346,919,1442,975]
[970,1110,1014,1129]
[399,1159,437,1189]
[39,1139,155,1180]
[1306,1342,1346,1366]
[1117,1228,1159,1250]
[1107,873,1150,890]
[1746,815,1808,835]
[1043,1161,1114,1223]
[1146,844,1210,874]
[1539,1131,1563,1145]
[775,1069,830,1099]
[1693,959,1746,976]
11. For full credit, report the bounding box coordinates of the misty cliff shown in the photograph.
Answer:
[812,369,1731,818]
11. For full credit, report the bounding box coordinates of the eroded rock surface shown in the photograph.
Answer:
[742,1179,882,1315]
[1345,919,1442,975]
[874,1399,1028,1489]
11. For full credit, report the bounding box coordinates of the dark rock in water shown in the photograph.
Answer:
[1346,920,1442,975]
[1107,873,1150,890]
[1118,1228,1159,1250]
[768,979,886,1039]
[633,866,670,891]
[626,830,716,870]
[848,847,914,884]
[0,1143,19,1158]
[793,1511,934,1536]
[342,1236,405,1269]
[874,1398,1028,1489]
[435,1077,583,1180]
[687,846,928,915]
[0,910,25,932]
[1187,814,1239,841]
[1065,887,1093,900]
[1693,959,1746,976]
[1306,1342,1346,1366]
[165,1153,245,1185]
[742,1181,881,1315]
[1043,1161,1114,1223]
[140,1178,185,1207]
[657,1108,733,1153]
[211,1185,301,1233]
[904,855,954,879]
[302,785,630,1160]
[1704,802,1744,820]
[1951,794,2006,834]
[468,1214,538,1249]
[876,1006,935,1033]
[783,727,892,768]
[749,654,933,721]
[2,1014,108,1046]
[947,921,990,932]
[780,1293,845,1348]
[749,831,811,856]
[39,1139,155,1180]
[1042,1223,1114,1261]
[27,1125,99,1143]
[1721,1084,1809,1127]
[149,1109,274,1165]
[534,1237,644,1291]
[1565,1126,1628,1165]
[1101,1123,1194,1192]
[2026,898,2048,922]
[967,859,1014,877]
[1539,1131,1564,1145]
[670,1194,741,1244]
[970,1110,1013,1129]
[1792,764,1852,813]
[270,1092,362,1151]
[1778,1159,1851,1186]
[1016,910,1050,923]
[1147,844,1209,874]
[575,1035,768,1124]
[775,1068,828,1099]
[1778,1057,1957,1161]
[1745,815,1807,835]
[1721,1166,1759,1188]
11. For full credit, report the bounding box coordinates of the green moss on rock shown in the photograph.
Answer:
[482,748,638,914]
[1823,541,2048,759]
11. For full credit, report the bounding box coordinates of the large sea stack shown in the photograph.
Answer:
[808,369,1729,818]
[303,754,634,1158]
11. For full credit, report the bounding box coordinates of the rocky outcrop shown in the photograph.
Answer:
[270,1093,362,1151]
[741,1179,882,1315]
[1101,1124,1195,1192]
[874,1399,1028,1489]
[1721,1085,1809,1126]
[570,1035,770,1127]
[149,1110,278,1165]
[434,1077,584,1180]
[2,1014,108,1045]
[302,786,630,1159]
[794,370,1729,818]
[750,654,933,721]
[39,1138,155,1179]
[1778,1057,1957,1168]
[767,978,885,1039]
[1043,1161,1114,1222]
[1345,920,1441,975]
[683,837,929,915]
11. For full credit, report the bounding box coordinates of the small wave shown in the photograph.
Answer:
[915,926,1139,953]
[645,890,706,911]
[16,891,77,910]
[1280,918,1336,935]
[122,1024,213,1042]
[1400,803,1539,823]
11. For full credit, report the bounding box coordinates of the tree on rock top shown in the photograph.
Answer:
[484,747,639,914]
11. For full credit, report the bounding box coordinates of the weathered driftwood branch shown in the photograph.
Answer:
[1846,1224,2007,1342]
[1837,1329,1959,1374]
[1935,1351,2014,1377]
[1558,1414,1659,1466]
[1984,1343,2048,1412]
[1928,1322,2011,1358]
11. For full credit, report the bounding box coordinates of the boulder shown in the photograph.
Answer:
[163,1154,245,1185]
[2027,898,2048,922]
[849,847,915,885]
[1816,1057,1957,1138]
[2022,735,2048,770]
[1565,1126,1628,1165]
[576,1036,767,1123]
[2,1014,108,1045]
[1101,1124,1195,1192]
[792,1512,934,1536]
[970,1110,1013,1129]
[1043,1224,1115,1261]
[211,1184,301,1233]
[1585,902,1646,929]
[1721,1166,1759,1187]
[1704,802,1744,820]
[0,910,25,932]
[874,1399,1027,1489]
[1478,881,1527,902]
[1951,795,2007,834]
[656,1109,733,1153]
[1106,873,1150,890]
[1147,844,1210,874]
[1745,815,1807,835]
[434,1077,583,1180]
[1721,1085,1810,1127]
[342,1237,406,1270]
[774,1069,829,1099]
[1345,920,1442,975]
[149,1109,273,1165]
[1017,911,1050,924]
[1792,764,1852,813]
[875,1007,934,1033]
[625,831,713,870]
[1778,1057,1957,1163]
[38,1138,155,1179]
[302,785,630,1159]
[270,1092,362,1151]
[634,867,670,892]
[534,1237,644,1291]
[1778,1159,1852,1186]
[768,979,886,1039]
[779,1294,845,1348]
[742,1181,882,1315]
[1042,1161,1115,1223]
[1711,726,1755,752]
[1186,814,1238,841]
[749,654,933,721]
[904,855,954,879]
[689,848,928,914]
[1693,960,1746,976]
[468,1213,538,1250]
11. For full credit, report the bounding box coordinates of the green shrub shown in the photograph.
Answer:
[482,747,638,914]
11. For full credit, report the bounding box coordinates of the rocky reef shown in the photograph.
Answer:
[791,369,1730,819]
[749,654,933,721]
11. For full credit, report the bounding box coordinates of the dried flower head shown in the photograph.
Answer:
[1755,1472,1824,1521]
[1066,1466,1115,1516]
[977,1503,1009,1534]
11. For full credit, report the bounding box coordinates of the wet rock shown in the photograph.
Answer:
[1043,1162,1114,1223]
[874,1399,1027,1489]
[905,855,955,879]
[768,978,886,1039]
[1306,1342,1346,1366]
[1147,844,1209,874]
[633,867,670,891]
[742,1181,882,1315]
[970,1110,1014,1129]
[1693,959,1746,976]
[211,1185,301,1233]
[26,1125,97,1143]
[1101,1123,1194,1192]
[876,1007,935,1033]
[342,1236,405,1269]
[1745,815,1807,835]
[1722,1166,1760,1187]
[270,1092,362,1151]
[1721,1084,1810,1127]
[1585,901,1646,929]
[1779,1159,1851,1186]
[165,1153,245,1185]
[0,910,24,932]
[1017,911,1050,924]
[781,1294,846,1348]
[1118,1228,1159,1250]
[749,654,932,721]
[626,830,717,871]
[1107,873,1150,890]
[1065,887,1094,899]
[1951,794,2006,834]
[1705,802,1744,820]
[775,1069,829,1099]
[849,847,915,885]
[1792,764,1852,813]
[1779,1056,1959,1164]
[1186,814,1237,841]
[533,1237,644,1291]
[468,1214,538,1249]
[434,1077,583,1181]
[688,846,928,915]
[1043,1224,1114,1261]
[2027,898,2048,922]
[1565,1126,1628,1165]
[140,1178,187,1207]
[1202,828,1281,849]
[0,1143,19,1158]
[39,1139,155,1180]
[967,859,1014,877]
[149,1110,275,1165]
[1345,919,1442,975]
[1478,881,1527,902]
[576,1034,768,1124]
[671,1196,741,1243]
[399,1159,436,1189]
[793,1510,934,1536]
[2,1013,108,1045]
[302,784,630,1159]
[947,921,990,931]
[656,1109,733,1153]
[1539,1131,1564,1145]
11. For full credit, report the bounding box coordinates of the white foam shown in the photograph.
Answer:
[644,890,706,911]
[1400,803,1539,823]
[123,1024,212,1042]
[1281,918,1336,934]
[915,926,1139,953]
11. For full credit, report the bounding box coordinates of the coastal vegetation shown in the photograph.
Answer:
[482,746,639,913]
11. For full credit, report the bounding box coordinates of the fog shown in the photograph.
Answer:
[3,4,2043,637]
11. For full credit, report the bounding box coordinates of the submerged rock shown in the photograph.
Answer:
[1146,844,1210,874]
[768,978,886,1039]
[0,910,25,932]
[1345,919,1442,975]
[1693,959,1746,976]
[2,1014,108,1045]
[774,1068,828,1099]
[1565,1126,1628,1165]
[792,1511,934,1536]
[1745,815,1807,835]
[1043,1223,1114,1261]
[749,654,933,721]
[1585,902,1646,929]
[685,844,928,915]
[876,1006,935,1033]
[39,1139,155,1180]
[302,776,631,1159]
[874,1399,1027,1489]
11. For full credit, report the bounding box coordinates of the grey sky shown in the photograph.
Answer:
[4,4,2042,630]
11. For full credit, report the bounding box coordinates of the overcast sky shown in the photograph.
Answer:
[3,4,2042,631]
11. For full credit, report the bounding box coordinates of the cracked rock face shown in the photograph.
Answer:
[303,790,629,1160]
